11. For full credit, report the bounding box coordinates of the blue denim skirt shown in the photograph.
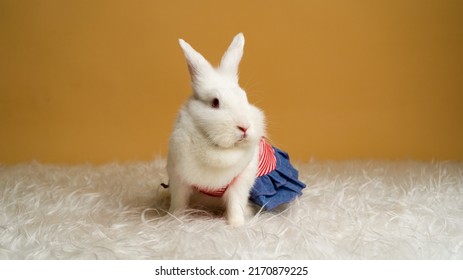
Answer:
[250,146,306,210]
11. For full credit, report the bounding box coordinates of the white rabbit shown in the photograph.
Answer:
[166,33,265,227]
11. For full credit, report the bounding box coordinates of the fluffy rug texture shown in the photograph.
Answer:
[1,159,462,259]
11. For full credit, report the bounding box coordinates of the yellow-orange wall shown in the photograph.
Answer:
[1,0,462,164]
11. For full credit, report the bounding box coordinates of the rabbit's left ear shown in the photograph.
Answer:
[219,33,245,80]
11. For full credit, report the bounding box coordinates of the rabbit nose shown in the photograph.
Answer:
[237,126,248,134]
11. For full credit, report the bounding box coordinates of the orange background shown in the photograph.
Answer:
[1,0,462,164]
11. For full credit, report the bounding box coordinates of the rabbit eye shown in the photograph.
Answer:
[211,98,220,109]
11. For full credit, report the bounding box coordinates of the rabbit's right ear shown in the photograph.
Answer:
[178,39,214,84]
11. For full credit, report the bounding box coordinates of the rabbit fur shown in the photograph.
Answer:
[167,33,265,227]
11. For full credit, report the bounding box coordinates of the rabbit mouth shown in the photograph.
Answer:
[197,124,250,148]
[238,134,248,143]
[211,134,249,149]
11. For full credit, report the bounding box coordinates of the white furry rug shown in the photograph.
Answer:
[1,159,462,259]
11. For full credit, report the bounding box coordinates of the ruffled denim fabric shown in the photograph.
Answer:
[250,146,306,210]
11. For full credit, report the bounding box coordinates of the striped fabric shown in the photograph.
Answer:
[193,138,276,197]
[256,138,277,177]
[194,177,237,197]
[194,185,229,197]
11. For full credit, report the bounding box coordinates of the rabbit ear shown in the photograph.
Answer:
[219,33,245,80]
[179,38,214,83]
